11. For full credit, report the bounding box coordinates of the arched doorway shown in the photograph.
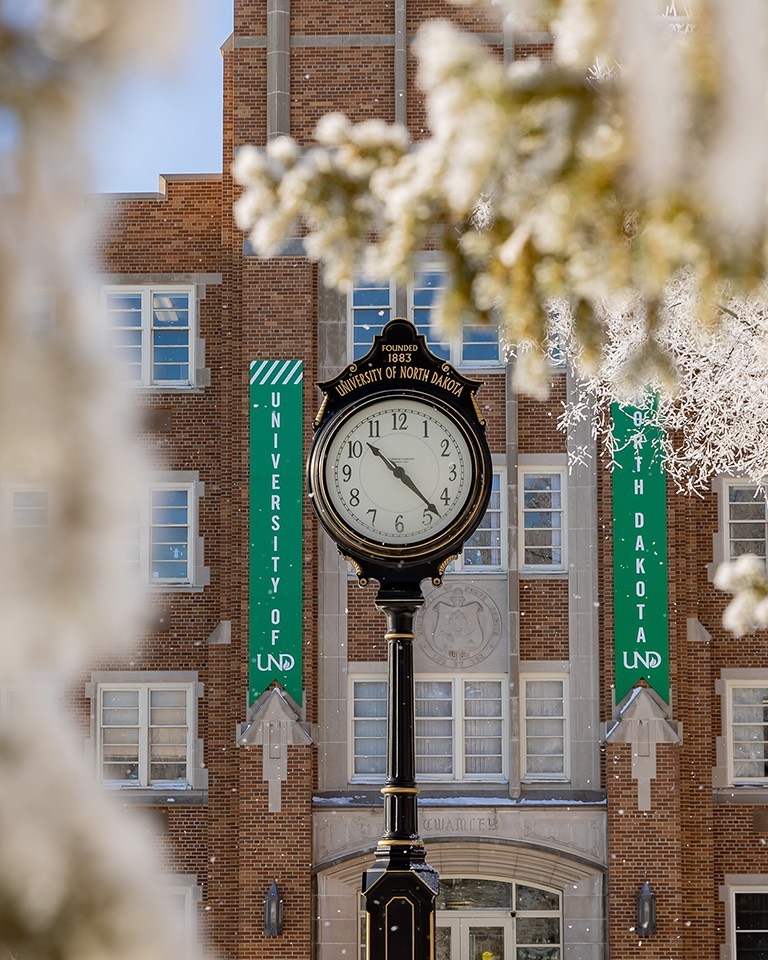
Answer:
[435,878,561,960]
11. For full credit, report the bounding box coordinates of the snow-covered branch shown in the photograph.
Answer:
[234,0,768,401]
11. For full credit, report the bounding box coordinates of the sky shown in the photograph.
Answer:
[87,4,234,194]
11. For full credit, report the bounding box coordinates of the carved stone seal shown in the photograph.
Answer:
[416,584,502,668]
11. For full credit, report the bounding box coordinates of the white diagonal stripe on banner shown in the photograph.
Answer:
[250,359,304,384]
[249,359,270,385]
[284,360,303,384]
[262,359,292,385]
[256,360,281,385]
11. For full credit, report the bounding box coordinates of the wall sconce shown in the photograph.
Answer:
[264,880,283,937]
[636,881,657,937]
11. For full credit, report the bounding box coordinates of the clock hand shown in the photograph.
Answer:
[367,443,441,517]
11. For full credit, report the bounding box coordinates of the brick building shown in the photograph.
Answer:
[88,2,768,958]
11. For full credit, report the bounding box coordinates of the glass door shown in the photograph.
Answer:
[464,919,508,960]
[436,916,512,960]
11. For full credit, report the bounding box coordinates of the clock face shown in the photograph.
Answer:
[319,396,475,547]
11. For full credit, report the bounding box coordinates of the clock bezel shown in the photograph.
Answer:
[307,389,493,568]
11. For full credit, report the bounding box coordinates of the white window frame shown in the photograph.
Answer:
[88,671,206,792]
[102,283,199,388]
[724,678,768,785]
[520,672,570,782]
[723,883,768,960]
[2,484,49,532]
[348,276,396,360]
[518,464,568,573]
[722,480,768,562]
[134,474,209,591]
[410,259,502,368]
[349,674,508,784]
[161,875,202,955]
[450,467,507,571]
[347,263,502,368]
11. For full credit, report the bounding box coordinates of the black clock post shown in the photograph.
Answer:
[308,319,492,960]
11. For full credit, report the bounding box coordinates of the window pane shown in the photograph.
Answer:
[729,487,768,560]
[464,681,503,776]
[517,885,560,911]
[151,489,190,580]
[436,878,514,911]
[11,489,48,528]
[411,268,450,360]
[524,679,565,778]
[415,681,454,776]
[735,892,768,960]
[152,292,190,382]
[462,322,499,363]
[736,892,768,930]
[352,279,391,358]
[100,689,140,782]
[731,687,768,780]
[106,291,144,382]
[462,474,503,567]
[522,473,564,568]
[516,918,560,945]
[353,681,387,776]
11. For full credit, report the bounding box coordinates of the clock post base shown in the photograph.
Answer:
[362,845,439,960]
[362,593,438,960]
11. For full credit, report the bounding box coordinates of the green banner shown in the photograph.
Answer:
[249,360,303,705]
[612,402,669,703]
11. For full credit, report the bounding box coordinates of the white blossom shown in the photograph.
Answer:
[0,2,201,957]
[234,0,768,635]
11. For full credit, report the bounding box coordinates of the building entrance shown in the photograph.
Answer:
[433,878,561,960]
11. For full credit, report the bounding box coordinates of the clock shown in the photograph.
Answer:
[308,389,491,573]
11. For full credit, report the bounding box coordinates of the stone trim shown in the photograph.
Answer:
[237,687,313,812]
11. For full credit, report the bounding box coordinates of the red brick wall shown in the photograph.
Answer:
[517,375,566,452]
[519,579,569,660]
[293,49,396,141]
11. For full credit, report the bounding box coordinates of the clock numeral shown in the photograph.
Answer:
[349,488,360,506]
[440,487,450,506]
[395,514,404,532]
[440,438,451,457]
[347,440,363,459]
[392,411,408,431]
[422,508,434,524]
[366,508,377,524]
[423,420,429,438]
[368,419,380,438]
[448,463,457,482]
[341,464,352,482]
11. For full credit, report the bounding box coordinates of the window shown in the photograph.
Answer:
[162,876,201,955]
[129,477,208,589]
[732,889,768,960]
[726,681,768,783]
[5,487,48,531]
[349,267,500,367]
[519,468,567,572]
[453,470,505,570]
[521,675,569,781]
[103,285,197,387]
[93,676,203,790]
[350,676,507,782]
[351,277,394,359]
[726,484,768,560]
